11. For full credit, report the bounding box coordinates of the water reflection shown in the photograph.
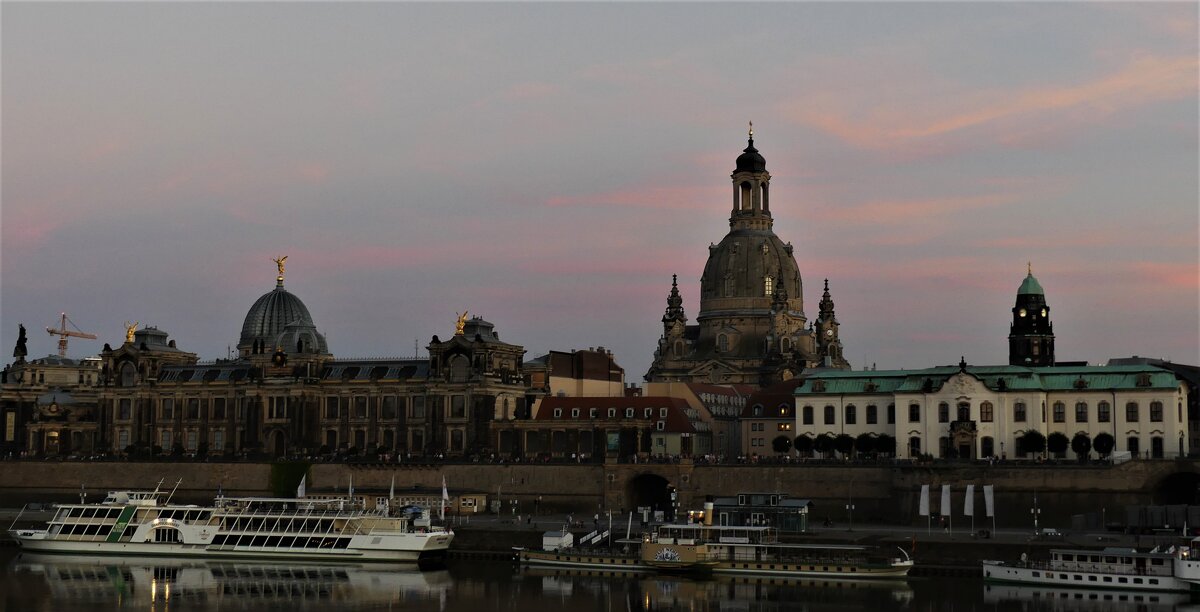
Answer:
[8,553,449,610]
[981,582,1196,612]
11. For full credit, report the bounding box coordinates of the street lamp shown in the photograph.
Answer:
[845,503,855,531]
[1031,493,1041,536]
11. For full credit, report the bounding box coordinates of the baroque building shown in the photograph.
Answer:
[646,128,849,386]
[1009,264,1055,366]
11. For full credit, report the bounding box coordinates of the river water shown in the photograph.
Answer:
[0,550,1195,612]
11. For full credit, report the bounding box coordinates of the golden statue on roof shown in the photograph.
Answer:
[455,311,469,336]
[124,321,138,343]
[272,255,288,281]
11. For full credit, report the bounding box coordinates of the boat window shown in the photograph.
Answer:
[1062,554,1073,561]
[1104,556,1116,563]
[1133,578,1143,584]
[1088,576,1096,581]
[1032,572,1040,577]
[1149,579,1158,584]
[1074,575,1082,581]
[1090,555,1100,562]
[1151,559,1164,565]
[1119,577,1127,583]
[1103,576,1111,582]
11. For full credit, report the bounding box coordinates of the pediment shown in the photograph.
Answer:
[941,372,984,397]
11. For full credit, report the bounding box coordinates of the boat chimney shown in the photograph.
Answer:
[704,496,714,527]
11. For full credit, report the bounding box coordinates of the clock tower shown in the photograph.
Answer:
[1008,264,1055,367]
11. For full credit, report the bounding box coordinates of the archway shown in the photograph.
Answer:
[1155,472,1200,505]
[627,473,671,519]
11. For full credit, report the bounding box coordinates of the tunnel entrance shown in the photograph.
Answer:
[627,473,671,519]
[1155,471,1200,505]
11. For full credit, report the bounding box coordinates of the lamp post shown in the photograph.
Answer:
[845,503,855,532]
[1031,493,1041,536]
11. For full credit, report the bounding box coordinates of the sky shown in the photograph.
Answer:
[2,2,1197,380]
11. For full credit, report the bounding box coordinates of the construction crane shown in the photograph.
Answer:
[45,312,97,358]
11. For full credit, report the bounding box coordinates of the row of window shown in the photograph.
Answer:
[552,407,671,419]
[802,404,896,426]
[898,400,1167,424]
[908,435,1172,458]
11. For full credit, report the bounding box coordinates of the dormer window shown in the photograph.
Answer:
[656,421,665,431]
[553,408,562,418]
[625,408,634,418]
[608,408,617,418]
[589,408,597,419]
[571,408,579,418]
[660,408,668,418]
[644,408,653,418]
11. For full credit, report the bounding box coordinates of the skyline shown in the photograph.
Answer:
[2,3,1197,379]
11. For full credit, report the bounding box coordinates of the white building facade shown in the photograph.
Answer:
[793,362,1189,460]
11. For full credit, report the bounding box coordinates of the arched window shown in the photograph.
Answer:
[802,405,813,425]
[979,402,993,423]
[1125,402,1139,422]
[1013,402,1027,422]
[724,275,735,297]
[120,362,136,387]
[844,404,856,425]
[981,436,994,457]
[1052,402,1065,423]
[739,181,752,210]
[1075,401,1088,422]
[1097,401,1111,422]
[781,337,791,353]
[673,340,683,357]
[824,405,835,425]
[1150,436,1164,458]
[1149,401,1163,422]
[717,334,729,352]
[764,275,773,296]
[938,402,949,423]
[909,436,921,456]
[957,402,970,422]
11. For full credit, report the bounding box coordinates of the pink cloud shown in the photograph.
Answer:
[1,217,61,250]
[1129,261,1200,289]
[545,185,713,210]
[810,193,1014,224]
[787,53,1198,156]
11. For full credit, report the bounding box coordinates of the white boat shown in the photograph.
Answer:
[7,488,453,564]
[982,539,1200,593]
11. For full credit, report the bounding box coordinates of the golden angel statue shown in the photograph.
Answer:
[124,321,139,343]
[455,311,469,336]
[272,255,288,279]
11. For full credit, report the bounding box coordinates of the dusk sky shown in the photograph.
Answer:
[3,3,1197,379]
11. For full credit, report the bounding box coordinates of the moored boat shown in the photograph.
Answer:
[7,488,453,564]
[982,538,1200,593]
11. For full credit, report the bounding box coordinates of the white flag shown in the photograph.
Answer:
[964,484,975,517]
[918,485,930,516]
[441,475,449,521]
[983,485,995,518]
[389,475,395,500]
[940,485,951,516]
[348,474,354,498]
[296,474,306,498]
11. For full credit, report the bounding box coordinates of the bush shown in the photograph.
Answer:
[1047,432,1070,457]
[876,434,896,455]
[1020,431,1046,455]
[834,434,855,457]
[794,435,813,455]
[1071,433,1092,461]
[814,434,834,458]
[771,436,792,454]
[1093,433,1115,457]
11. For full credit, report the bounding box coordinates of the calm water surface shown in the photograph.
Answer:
[0,550,1195,612]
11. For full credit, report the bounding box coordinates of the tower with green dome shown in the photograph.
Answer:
[1008,263,1055,366]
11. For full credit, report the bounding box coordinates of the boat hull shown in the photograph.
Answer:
[982,560,1191,593]
[11,530,452,564]
[519,550,912,579]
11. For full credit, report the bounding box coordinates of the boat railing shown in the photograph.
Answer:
[1020,560,1174,577]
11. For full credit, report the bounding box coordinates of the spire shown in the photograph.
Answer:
[819,278,835,316]
[663,274,686,323]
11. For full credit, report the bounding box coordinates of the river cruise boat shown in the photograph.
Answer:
[519,521,913,579]
[8,489,453,564]
[982,540,1200,593]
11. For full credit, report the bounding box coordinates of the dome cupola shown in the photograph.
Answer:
[237,258,328,357]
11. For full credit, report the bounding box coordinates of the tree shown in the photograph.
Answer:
[814,434,834,458]
[834,434,855,458]
[1047,432,1070,457]
[1093,433,1115,458]
[1019,431,1046,455]
[876,434,896,456]
[855,433,876,456]
[772,436,792,454]
[1071,433,1092,461]
[794,435,813,455]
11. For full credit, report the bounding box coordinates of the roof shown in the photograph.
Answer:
[794,364,1182,396]
[533,396,696,433]
[1018,272,1044,296]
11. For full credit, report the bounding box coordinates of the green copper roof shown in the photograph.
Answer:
[795,364,1180,396]
[1018,273,1044,295]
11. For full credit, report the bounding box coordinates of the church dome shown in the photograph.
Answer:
[735,139,766,173]
[700,230,802,311]
[1017,271,1044,296]
[238,280,327,355]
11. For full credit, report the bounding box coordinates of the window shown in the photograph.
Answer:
[908,436,921,456]
[887,404,895,425]
[957,403,970,422]
[656,421,665,431]
[845,405,856,425]
[660,408,668,418]
[186,430,198,451]
[411,396,425,419]
[1097,401,1110,423]
[764,275,773,296]
[625,408,634,418]
[553,408,562,418]
[1075,401,1088,423]
[777,423,792,431]
[213,430,224,452]
[118,430,130,449]
[325,397,340,419]
[608,408,616,418]
[717,334,729,353]
[1149,401,1163,422]
[161,398,174,421]
[450,395,466,419]
[938,403,949,423]
[644,408,653,418]
[909,404,920,423]
[824,405,835,425]
[589,408,597,419]
[354,396,368,419]
[980,402,993,423]
[1053,402,1065,423]
[187,398,200,420]
[119,399,132,420]
[325,429,337,448]
[381,396,397,420]
[160,429,171,449]
[802,406,813,425]
[1127,436,1140,456]
[1014,402,1026,422]
[866,405,878,425]
[571,408,579,418]
[1125,402,1139,422]
[269,397,288,420]
[212,398,226,421]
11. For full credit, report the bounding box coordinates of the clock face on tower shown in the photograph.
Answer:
[1019,308,1027,317]
[1040,308,1047,317]
[825,329,833,337]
